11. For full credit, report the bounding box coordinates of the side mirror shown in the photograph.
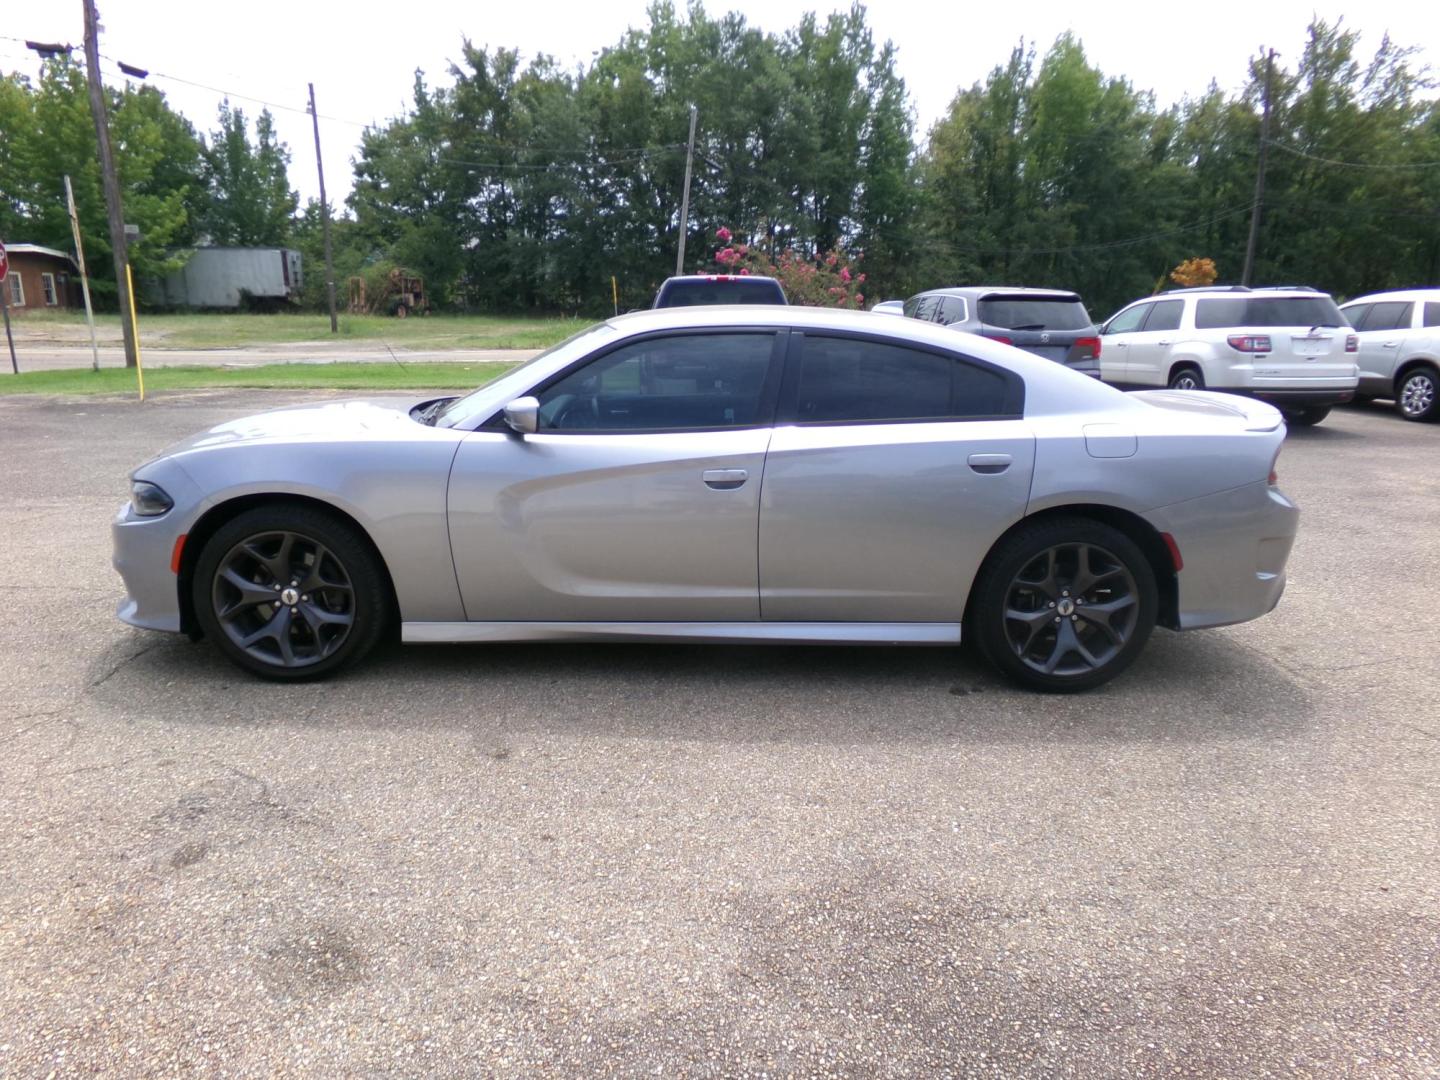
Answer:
[503,396,540,435]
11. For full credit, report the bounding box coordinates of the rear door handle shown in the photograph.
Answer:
[702,468,748,490]
[1383,341,1400,348]
[1157,340,1172,346]
[967,453,1012,475]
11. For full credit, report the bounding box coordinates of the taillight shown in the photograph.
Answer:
[1268,445,1282,486]
[985,334,1013,346]
[1345,334,1358,353]
[1227,334,1272,353]
[1073,335,1102,359]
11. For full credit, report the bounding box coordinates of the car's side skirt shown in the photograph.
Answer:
[401,621,964,646]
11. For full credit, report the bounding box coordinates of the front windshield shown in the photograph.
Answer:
[433,322,611,428]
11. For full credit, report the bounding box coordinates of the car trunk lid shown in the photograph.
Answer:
[1128,389,1285,432]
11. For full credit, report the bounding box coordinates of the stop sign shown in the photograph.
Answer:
[0,241,8,283]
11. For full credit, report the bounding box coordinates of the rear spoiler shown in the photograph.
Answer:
[1128,389,1285,432]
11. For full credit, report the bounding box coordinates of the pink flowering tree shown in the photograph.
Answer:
[710,227,866,309]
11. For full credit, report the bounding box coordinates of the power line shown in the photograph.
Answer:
[1263,139,1440,170]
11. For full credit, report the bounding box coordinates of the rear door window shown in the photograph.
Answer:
[1141,300,1183,332]
[1425,302,1440,329]
[789,334,1017,423]
[937,297,968,325]
[978,296,1091,331]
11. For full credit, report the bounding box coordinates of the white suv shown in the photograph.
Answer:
[1099,287,1359,426]
[1338,289,1440,422]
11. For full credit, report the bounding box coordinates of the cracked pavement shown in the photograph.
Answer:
[0,389,1437,1077]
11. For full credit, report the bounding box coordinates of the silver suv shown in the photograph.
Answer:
[1338,289,1440,422]
[1099,287,1359,426]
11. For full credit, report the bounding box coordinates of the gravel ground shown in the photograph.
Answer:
[0,390,1436,1078]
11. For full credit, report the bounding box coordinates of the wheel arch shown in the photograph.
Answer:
[1394,355,1439,390]
[176,493,400,639]
[1167,357,1206,384]
[967,504,1180,631]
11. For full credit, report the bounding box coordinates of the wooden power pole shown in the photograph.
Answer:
[675,105,698,276]
[81,0,138,368]
[308,83,339,333]
[1241,48,1276,288]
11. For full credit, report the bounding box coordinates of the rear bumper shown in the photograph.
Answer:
[1247,387,1355,408]
[1145,480,1299,631]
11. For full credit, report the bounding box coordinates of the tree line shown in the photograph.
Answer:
[2,5,1437,318]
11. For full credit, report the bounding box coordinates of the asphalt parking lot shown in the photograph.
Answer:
[1,389,1437,1077]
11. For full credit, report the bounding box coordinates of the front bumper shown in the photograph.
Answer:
[113,501,186,632]
[1146,479,1299,631]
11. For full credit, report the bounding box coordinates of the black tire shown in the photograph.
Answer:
[1168,365,1204,391]
[193,505,389,681]
[969,517,1158,693]
[1289,405,1331,427]
[1396,365,1438,422]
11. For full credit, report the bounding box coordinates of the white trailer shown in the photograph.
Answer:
[157,247,302,309]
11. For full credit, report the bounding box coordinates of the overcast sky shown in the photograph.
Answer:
[5,1,1438,208]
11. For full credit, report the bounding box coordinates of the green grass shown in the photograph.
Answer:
[14,309,587,350]
[0,362,520,396]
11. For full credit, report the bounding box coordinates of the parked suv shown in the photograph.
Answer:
[904,287,1102,376]
[1099,286,1359,426]
[1338,289,1440,422]
[653,275,787,308]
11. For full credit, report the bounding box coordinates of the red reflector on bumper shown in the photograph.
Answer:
[1160,532,1183,572]
[170,534,187,575]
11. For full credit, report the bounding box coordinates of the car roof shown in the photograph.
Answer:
[915,286,1081,300]
[660,274,781,284]
[1341,288,1440,306]
[1156,287,1334,300]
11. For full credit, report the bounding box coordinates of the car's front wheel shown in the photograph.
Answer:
[1397,365,1438,422]
[969,518,1158,692]
[193,506,389,681]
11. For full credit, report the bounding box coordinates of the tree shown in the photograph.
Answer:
[199,102,298,246]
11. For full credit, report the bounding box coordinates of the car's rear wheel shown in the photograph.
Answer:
[193,506,389,681]
[1168,366,1204,391]
[1289,406,1331,427]
[970,518,1158,693]
[1397,365,1438,422]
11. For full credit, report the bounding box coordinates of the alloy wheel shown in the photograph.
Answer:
[1400,371,1435,419]
[1170,371,1201,391]
[1002,542,1141,677]
[211,530,355,669]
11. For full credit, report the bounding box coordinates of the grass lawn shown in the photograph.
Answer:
[0,362,519,396]
[13,309,588,351]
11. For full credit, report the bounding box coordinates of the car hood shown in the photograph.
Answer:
[154,398,429,459]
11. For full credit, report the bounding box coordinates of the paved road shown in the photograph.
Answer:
[1,340,541,372]
[0,391,1436,1077]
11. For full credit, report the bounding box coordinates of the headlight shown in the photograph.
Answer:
[129,480,174,517]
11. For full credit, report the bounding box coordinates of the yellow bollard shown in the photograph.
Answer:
[125,263,144,402]
[612,275,619,317]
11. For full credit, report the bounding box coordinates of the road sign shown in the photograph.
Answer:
[0,240,9,282]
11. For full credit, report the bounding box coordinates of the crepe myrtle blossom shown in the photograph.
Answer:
[711,226,865,309]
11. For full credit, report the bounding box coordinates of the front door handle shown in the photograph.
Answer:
[1383,341,1400,348]
[702,468,748,490]
[967,453,1012,475]
[1157,340,1173,346]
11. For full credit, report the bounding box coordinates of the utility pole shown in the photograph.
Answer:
[81,0,138,368]
[64,175,102,371]
[675,105,698,276]
[308,83,339,333]
[1241,48,1275,288]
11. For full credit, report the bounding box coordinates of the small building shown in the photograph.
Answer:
[154,247,303,310]
[2,244,81,312]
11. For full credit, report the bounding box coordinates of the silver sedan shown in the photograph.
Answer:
[113,307,1299,691]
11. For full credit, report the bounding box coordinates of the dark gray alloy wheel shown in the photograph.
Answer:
[194,507,388,680]
[971,518,1158,692]
[1169,367,1204,391]
[1398,366,1437,422]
